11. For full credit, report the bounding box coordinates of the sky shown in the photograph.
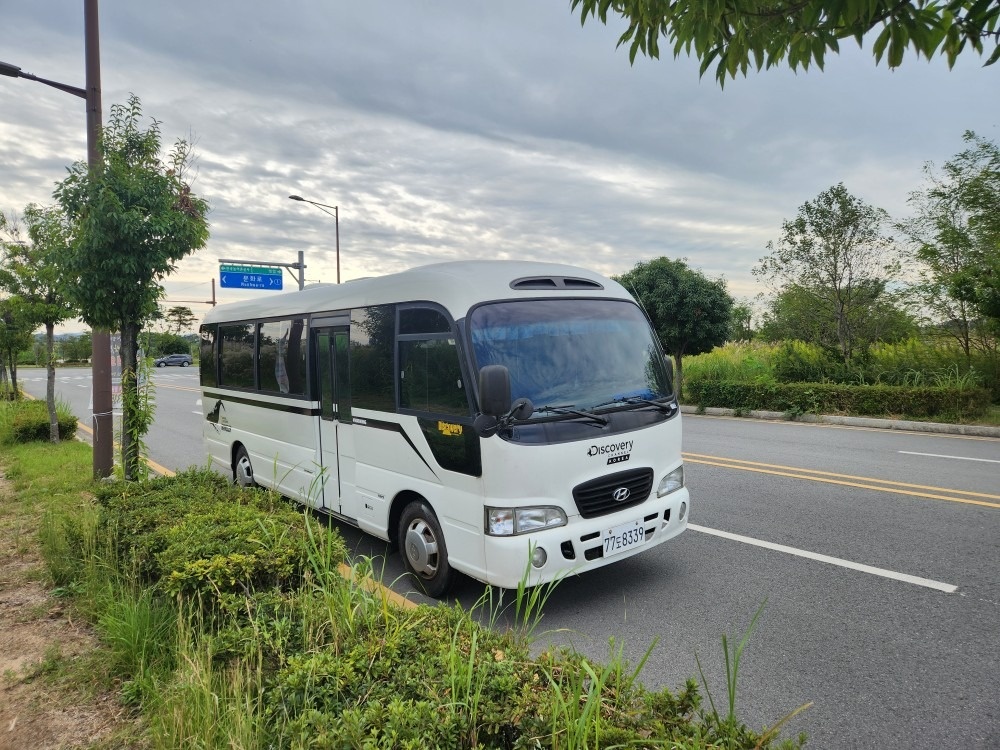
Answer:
[1,1,997,333]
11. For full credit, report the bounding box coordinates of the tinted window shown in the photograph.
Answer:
[350,305,395,411]
[219,323,256,389]
[199,325,216,387]
[399,338,468,416]
[259,319,308,395]
[399,307,451,335]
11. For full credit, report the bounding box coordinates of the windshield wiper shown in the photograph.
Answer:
[535,404,608,427]
[594,395,676,414]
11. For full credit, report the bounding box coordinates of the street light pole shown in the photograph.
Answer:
[0,0,112,478]
[288,195,340,284]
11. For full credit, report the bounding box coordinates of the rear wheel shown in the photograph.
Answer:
[233,445,256,488]
[398,500,453,598]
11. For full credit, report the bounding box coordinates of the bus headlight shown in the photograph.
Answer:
[657,466,684,497]
[486,506,567,536]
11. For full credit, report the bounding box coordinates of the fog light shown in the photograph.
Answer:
[679,501,687,521]
[531,546,548,568]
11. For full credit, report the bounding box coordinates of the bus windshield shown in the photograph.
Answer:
[469,299,673,414]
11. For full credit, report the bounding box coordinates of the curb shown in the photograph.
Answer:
[680,405,1000,439]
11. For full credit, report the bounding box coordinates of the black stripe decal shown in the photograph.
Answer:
[352,416,439,479]
[203,390,320,417]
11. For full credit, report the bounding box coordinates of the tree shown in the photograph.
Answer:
[144,331,192,357]
[59,331,93,363]
[163,305,197,335]
[615,257,733,398]
[900,131,1000,353]
[757,282,915,350]
[54,95,209,478]
[570,0,1000,84]
[0,298,33,398]
[754,183,903,363]
[0,207,77,441]
[729,301,755,341]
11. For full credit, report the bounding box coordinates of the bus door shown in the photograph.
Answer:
[314,325,356,516]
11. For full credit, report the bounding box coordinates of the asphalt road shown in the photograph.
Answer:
[19,367,1000,749]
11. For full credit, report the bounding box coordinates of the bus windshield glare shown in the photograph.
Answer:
[469,299,672,413]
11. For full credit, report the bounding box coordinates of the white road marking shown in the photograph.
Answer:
[192,410,202,415]
[899,451,1000,465]
[195,399,202,405]
[687,523,958,593]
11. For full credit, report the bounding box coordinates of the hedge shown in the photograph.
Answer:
[686,381,992,420]
[93,469,346,606]
[5,399,78,443]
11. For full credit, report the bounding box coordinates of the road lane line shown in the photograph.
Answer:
[685,456,1000,509]
[899,451,1000,464]
[688,523,958,593]
[686,413,1000,442]
[683,452,1000,506]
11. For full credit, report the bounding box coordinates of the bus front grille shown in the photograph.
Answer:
[572,468,654,519]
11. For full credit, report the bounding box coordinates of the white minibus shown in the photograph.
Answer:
[199,260,688,596]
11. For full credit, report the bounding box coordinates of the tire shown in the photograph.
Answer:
[398,500,453,598]
[181,361,190,367]
[233,445,256,488]
[157,362,165,367]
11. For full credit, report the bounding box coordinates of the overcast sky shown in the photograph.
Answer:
[2,1,997,331]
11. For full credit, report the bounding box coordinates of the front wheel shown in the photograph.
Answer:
[233,445,256,488]
[181,361,190,367]
[157,362,165,367]
[398,500,453,598]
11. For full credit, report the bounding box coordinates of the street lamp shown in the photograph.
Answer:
[0,0,113,479]
[289,194,340,284]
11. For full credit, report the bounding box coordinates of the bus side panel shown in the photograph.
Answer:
[349,415,488,581]
[203,397,322,506]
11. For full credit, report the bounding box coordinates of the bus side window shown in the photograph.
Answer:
[317,332,334,420]
[349,306,394,412]
[219,323,255,389]
[397,307,469,417]
[199,325,217,387]
[334,331,351,422]
[260,319,308,396]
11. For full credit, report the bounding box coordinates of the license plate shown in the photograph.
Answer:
[601,518,646,558]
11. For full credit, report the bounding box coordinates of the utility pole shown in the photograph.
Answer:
[86,0,113,479]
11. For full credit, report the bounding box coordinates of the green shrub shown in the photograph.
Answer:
[268,602,800,750]
[687,380,992,420]
[94,469,346,608]
[1,398,77,443]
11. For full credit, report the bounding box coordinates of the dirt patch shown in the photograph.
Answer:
[0,470,133,749]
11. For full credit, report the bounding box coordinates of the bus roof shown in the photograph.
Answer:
[201,260,635,324]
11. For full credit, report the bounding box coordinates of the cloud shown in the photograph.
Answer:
[1,0,997,330]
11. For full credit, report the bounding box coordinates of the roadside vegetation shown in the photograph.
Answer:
[0,396,808,749]
[683,339,998,424]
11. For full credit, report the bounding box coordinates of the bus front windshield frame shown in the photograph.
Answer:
[468,299,673,417]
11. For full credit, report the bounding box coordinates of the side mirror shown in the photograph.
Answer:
[475,365,527,439]
[478,365,511,417]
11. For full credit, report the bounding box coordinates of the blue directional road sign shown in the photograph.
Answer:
[219,264,283,290]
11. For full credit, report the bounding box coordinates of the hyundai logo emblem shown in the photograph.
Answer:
[612,487,631,502]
